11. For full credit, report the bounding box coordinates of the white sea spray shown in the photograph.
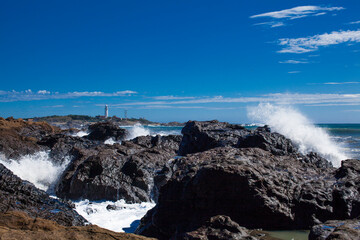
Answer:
[247,103,348,167]
[72,130,89,137]
[0,151,70,192]
[125,123,152,140]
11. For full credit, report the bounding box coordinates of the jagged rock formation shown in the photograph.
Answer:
[179,120,298,157]
[56,135,182,202]
[136,121,358,239]
[86,121,128,141]
[179,215,260,240]
[0,163,86,226]
[0,117,60,159]
[309,218,360,240]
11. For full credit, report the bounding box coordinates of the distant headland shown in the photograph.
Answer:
[25,115,184,129]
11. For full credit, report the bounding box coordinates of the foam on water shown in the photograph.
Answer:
[73,131,89,137]
[75,199,155,233]
[104,138,121,145]
[126,123,152,140]
[124,123,182,140]
[0,151,70,192]
[247,103,348,167]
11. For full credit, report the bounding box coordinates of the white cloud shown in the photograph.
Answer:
[279,60,308,64]
[250,6,344,20]
[324,82,360,85]
[138,105,237,110]
[112,93,360,107]
[288,71,301,74]
[114,90,137,95]
[37,90,50,94]
[152,95,196,100]
[278,30,360,53]
[43,105,64,108]
[0,90,137,102]
[349,21,360,25]
[254,21,285,28]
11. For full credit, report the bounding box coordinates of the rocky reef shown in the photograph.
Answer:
[135,120,359,239]
[55,134,181,202]
[0,117,359,239]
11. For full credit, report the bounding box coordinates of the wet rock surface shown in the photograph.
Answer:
[56,135,182,202]
[180,215,259,240]
[309,218,360,240]
[136,147,344,239]
[179,120,297,156]
[86,121,128,141]
[0,163,86,226]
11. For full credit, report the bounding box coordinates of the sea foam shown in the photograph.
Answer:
[124,123,181,140]
[75,199,155,233]
[0,151,70,192]
[247,103,347,167]
[125,123,152,140]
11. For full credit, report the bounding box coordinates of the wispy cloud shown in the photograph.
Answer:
[152,95,196,100]
[348,21,360,25]
[343,109,360,112]
[250,6,344,20]
[138,105,237,110]
[254,21,285,28]
[0,90,137,102]
[288,71,301,74]
[109,93,360,107]
[279,60,308,64]
[43,105,64,108]
[323,81,360,85]
[278,30,360,53]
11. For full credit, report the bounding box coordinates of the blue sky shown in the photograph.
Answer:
[0,0,360,123]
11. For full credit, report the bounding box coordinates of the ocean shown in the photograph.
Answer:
[317,124,360,160]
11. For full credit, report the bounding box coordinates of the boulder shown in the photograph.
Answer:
[38,134,96,165]
[309,218,360,240]
[86,121,128,141]
[135,148,359,239]
[179,121,297,156]
[0,163,86,226]
[0,117,60,159]
[56,135,182,203]
[180,215,259,240]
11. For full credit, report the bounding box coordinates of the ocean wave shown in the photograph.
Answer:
[0,151,70,192]
[247,103,348,167]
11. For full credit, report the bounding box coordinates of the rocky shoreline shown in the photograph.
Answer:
[0,117,359,239]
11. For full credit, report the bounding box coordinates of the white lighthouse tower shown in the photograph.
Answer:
[105,105,109,118]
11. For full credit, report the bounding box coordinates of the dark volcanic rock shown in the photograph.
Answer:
[179,120,246,155]
[180,215,258,240]
[56,135,182,203]
[86,121,128,141]
[38,134,96,165]
[0,163,86,226]
[309,218,360,240]
[179,120,297,156]
[237,126,297,156]
[0,117,60,159]
[135,148,359,239]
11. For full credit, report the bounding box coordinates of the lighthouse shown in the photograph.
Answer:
[105,105,109,118]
